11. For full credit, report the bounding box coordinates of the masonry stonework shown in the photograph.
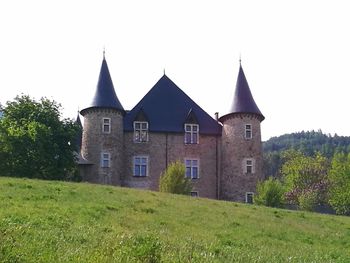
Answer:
[220,114,263,201]
[78,57,264,203]
[80,108,124,185]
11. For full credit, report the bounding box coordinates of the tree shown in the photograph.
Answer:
[255,177,285,208]
[328,153,350,215]
[281,150,329,209]
[159,161,192,195]
[0,95,80,180]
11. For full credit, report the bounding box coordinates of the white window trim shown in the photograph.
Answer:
[184,124,199,144]
[102,118,111,134]
[133,156,149,177]
[243,158,255,174]
[101,152,111,168]
[245,192,254,204]
[133,121,149,143]
[185,158,200,179]
[245,124,252,139]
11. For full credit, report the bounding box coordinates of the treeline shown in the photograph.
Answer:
[263,130,350,178]
[0,95,81,181]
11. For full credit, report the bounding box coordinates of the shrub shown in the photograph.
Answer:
[255,177,285,208]
[298,191,318,212]
[159,161,192,195]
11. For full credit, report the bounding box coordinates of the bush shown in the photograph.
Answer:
[328,153,350,215]
[255,177,285,208]
[159,161,192,195]
[298,191,318,211]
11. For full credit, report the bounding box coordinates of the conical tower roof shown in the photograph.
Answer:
[81,56,124,115]
[221,64,264,121]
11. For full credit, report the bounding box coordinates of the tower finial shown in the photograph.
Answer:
[239,53,242,65]
[163,68,166,75]
[103,47,106,59]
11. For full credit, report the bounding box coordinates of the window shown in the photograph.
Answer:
[184,124,199,144]
[101,152,110,168]
[134,156,148,177]
[102,118,111,133]
[245,124,252,139]
[244,158,255,174]
[246,192,254,204]
[185,159,199,179]
[190,191,199,197]
[134,121,148,142]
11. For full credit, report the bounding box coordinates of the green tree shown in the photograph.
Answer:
[281,150,329,209]
[0,95,80,180]
[159,161,192,195]
[328,153,350,215]
[255,177,285,207]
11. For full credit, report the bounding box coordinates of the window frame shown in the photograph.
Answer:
[245,124,252,139]
[133,156,149,177]
[101,152,111,168]
[185,158,199,179]
[243,158,255,174]
[245,192,254,204]
[133,121,149,143]
[184,124,199,144]
[102,118,111,134]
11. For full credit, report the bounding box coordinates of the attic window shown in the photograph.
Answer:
[184,124,199,144]
[134,121,148,142]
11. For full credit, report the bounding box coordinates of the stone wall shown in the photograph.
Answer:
[220,114,263,202]
[80,108,124,185]
[122,132,219,199]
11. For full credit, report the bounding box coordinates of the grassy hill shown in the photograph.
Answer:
[1,177,350,262]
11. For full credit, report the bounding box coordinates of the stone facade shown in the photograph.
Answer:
[122,132,219,199]
[80,108,124,185]
[220,114,263,202]
[78,58,264,203]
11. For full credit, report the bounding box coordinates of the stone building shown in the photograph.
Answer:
[78,55,264,203]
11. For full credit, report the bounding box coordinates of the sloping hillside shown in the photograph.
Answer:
[1,177,349,262]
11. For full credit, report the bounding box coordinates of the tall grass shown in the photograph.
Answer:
[1,177,350,262]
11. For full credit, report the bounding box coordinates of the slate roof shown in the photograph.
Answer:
[81,57,124,115]
[220,64,264,121]
[124,75,222,135]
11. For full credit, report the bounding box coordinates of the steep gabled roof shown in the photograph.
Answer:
[221,64,264,121]
[124,75,222,135]
[81,57,124,115]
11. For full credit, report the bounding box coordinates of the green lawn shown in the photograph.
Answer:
[1,177,350,262]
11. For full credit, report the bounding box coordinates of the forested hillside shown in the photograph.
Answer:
[263,130,350,178]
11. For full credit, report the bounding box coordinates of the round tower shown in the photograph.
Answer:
[80,55,124,185]
[219,63,264,203]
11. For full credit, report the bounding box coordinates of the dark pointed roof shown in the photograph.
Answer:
[124,75,222,135]
[81,57,124,115]
[221,64,264,121]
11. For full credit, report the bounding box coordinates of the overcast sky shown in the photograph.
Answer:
[1,0,349,141]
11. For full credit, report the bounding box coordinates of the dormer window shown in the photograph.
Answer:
[245,124,252,139]
[102,118,111,134]
[184,124,199,144]
[134,121,148,142]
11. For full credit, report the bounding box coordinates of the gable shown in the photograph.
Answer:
[124,75,222,135]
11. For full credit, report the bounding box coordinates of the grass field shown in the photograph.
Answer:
[0,177,350,262]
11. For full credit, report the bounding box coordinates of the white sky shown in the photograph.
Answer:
[1,0,349,141]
